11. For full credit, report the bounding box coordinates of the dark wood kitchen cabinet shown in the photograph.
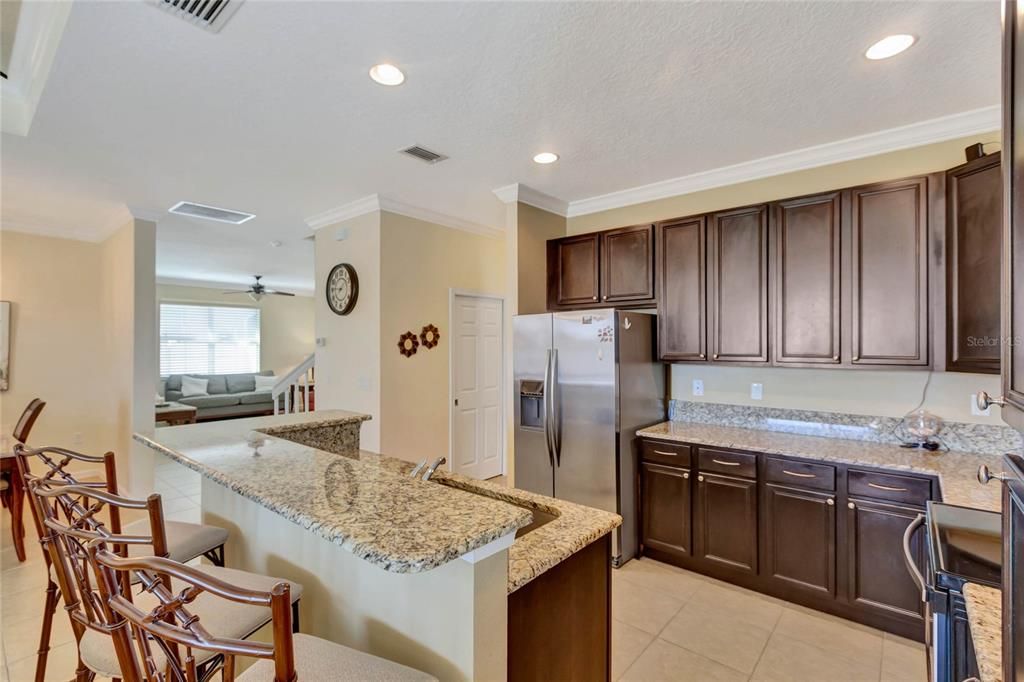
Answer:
[657,216,706,361]
[848,177,930,366]
[772,192,842,365]
[708,204,769,363]
[763,483,837,597]
[696,470,758,574]
[548,233,600,307]
[600,224,655,303]
[947,152,1002,374]
[639,461,692,560]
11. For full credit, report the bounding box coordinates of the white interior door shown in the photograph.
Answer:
[451,294,504,480]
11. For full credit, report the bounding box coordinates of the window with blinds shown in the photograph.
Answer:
[159,303,261,376]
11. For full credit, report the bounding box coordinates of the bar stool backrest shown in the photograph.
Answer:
[12,399,45,444]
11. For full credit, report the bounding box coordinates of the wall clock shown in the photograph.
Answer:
[326,263,359,315]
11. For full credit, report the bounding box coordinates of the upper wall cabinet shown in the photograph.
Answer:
[946,153,1002,374]
[547,233,600,307]
[657,217,706,361]
[772,193,842,366]
[709,205,769,363]
[547,225,654,310]
[600,224,655,303]
[848,178,930,366]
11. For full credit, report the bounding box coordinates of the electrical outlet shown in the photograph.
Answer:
[692,379,704,397]
[751,383,763,400]
[971,393,992,417]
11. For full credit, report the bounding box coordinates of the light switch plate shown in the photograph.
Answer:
[971,393,992,417]
[751,383,763,400]
[692,379,704,396]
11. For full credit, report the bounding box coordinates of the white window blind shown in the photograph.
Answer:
[160,303,261,376]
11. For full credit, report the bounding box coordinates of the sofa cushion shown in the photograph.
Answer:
[253,374,277,392]
[238,391,274,405]
[164,375,183,392]
[181,376,209,398]
[205,375,228,394]
[226,374,256,393]
[179,394,240,409]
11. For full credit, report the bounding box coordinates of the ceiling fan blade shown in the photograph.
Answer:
[222,291,251,295]
[267,290,295,297]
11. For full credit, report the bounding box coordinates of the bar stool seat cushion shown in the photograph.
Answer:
[80,566,303,678]
[239,634,437,681]
[122,518,228,562]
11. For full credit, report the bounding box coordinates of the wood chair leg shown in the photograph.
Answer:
[33,580,60,682]
[9,472,26,561]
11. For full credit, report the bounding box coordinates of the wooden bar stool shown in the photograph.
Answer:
[14,443,229,682]
[26,478,305,682]
[89,548,437,682]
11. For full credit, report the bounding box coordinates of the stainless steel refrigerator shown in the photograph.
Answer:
[513,309,665,566]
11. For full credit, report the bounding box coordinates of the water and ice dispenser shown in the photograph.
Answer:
[519,380,545,429]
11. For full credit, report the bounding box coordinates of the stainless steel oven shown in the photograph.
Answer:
[904,502,1001,682]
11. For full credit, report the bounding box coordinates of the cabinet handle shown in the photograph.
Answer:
[712,458,741,467]
[699,353,705,359]
[977,391,1006,410]
[978,465,1009,485]
[602,295,608,301]
[653,450,678,457]
[698,475,705,482]
[683,472,690,479]
[852,356,859,361]
[592,296,598,301]
[867,482,908,493]
[848,502,855,509]
[782,469,816,478]
[826,498,835,506]
[713,353,720,360]
[832,355,839,361]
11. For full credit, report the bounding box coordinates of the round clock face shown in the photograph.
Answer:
[326,263,359,315]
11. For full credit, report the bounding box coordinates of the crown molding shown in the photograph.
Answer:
[0,1,72,136]
[566,106,1001,218]
[305,194,501,237]
[492,183,569,217]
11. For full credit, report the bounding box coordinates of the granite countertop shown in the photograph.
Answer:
[135,411,532,574]
[963,583,1003,682]
[637,421,1003,511]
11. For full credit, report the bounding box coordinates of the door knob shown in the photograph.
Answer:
[978,464,1009,485]
[976,391,1006,411]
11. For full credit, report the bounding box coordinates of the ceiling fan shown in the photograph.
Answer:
[224,275,295,302]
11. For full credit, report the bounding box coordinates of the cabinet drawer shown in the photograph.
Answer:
[641,440,692,467]
[848,469,932,506]
[764,457,836,492]
[698,448,757,479]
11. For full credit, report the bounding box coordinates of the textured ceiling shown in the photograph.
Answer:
[0,1,1001,292]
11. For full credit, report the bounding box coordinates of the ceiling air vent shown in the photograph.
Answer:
[169,201,255,225]
[150,0,243,33]
[400,145,448,165]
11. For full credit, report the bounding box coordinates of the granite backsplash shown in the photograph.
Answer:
[668,400,1022,456]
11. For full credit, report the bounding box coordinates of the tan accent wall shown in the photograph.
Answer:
[156,283,315,378]
[566,133,1004,425]
[514,202,565,315]
[379,211,506,463]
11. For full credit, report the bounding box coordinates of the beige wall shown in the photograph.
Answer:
[157,283,315,377]
[566,133,1004,426]
[514,202,565,315]
[379,212,506,463]
[314,211,382,451]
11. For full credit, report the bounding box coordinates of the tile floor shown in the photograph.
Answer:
[0,455,927,681]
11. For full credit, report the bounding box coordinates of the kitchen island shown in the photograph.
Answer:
[135,411,620,681]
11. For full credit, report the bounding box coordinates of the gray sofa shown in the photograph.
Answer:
[163,372,279,421]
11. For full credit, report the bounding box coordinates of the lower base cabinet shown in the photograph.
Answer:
[637,437,933,641]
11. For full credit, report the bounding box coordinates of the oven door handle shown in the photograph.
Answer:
[902,513,927,603]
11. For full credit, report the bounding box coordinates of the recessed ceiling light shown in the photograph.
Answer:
[369,63,405,86]
[533,152,559,164]
[865,34,916,60]
[269,240,283,248]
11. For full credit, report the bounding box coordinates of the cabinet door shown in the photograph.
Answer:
[849,178,929,366]
[1003,1,1024,430]
[709,205,769,363]
[640,461,692,559]
[696,472,758,574]
[763,484,836,596]
[657,217,706,361]
[947,153,1002,374]
[601,224,654,303]
[846,498,925,622]
[548,234,600,307]
[772,193,841,365]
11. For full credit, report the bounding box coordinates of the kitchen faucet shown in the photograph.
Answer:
[422,457,447,481]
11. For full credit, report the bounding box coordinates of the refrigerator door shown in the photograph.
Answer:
[552,310,618,514]
[513,314,555,497]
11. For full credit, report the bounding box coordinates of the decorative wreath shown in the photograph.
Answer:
[420,324,441,349]
[398,331,420,358]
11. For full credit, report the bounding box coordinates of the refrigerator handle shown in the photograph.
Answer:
[543,349,555,469]
[551,348,561,466]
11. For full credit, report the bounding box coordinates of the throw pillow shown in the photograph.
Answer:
[181,375,209,398]
[254,374,277,392]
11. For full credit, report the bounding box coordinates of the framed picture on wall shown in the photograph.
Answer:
[0,301,9,391]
